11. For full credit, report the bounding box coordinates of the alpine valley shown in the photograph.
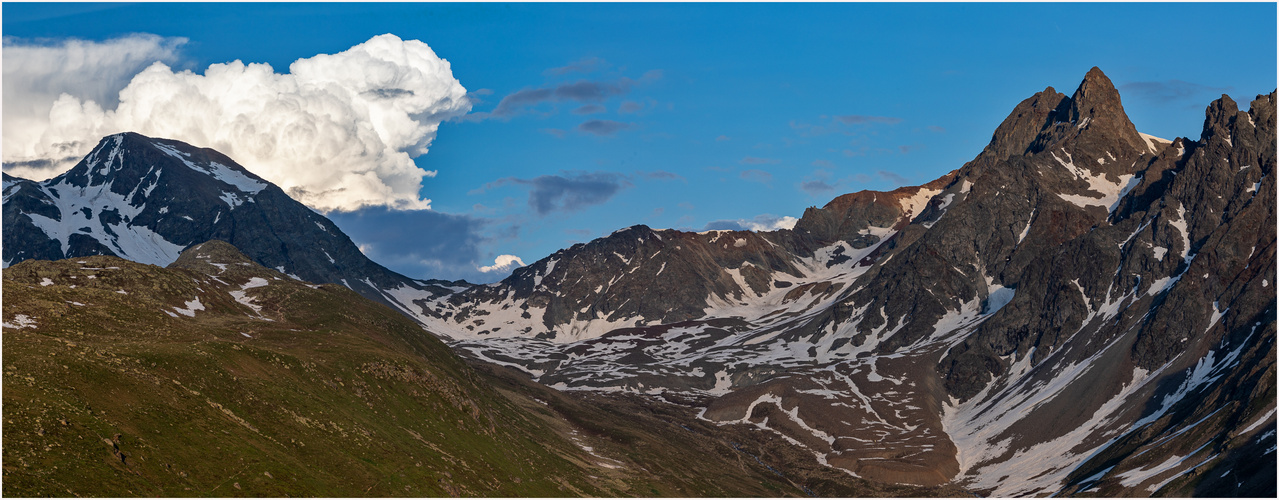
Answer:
[3,68,1275,497]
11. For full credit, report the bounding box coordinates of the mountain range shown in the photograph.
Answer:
[4,67,1275,496]
[7,240,940,496]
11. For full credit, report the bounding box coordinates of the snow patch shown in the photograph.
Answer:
[153,143,266,194]
[1138,132,1170,154]
[984,285,1015,315]
[1170,203,1193,265]
[25,174,187,266]
[900,187,943,221]
[1051,150,1139,213]
[1017,209,1036,244]
[172,297,205,317]
[2,314,38,329]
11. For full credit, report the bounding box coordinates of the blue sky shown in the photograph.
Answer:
[4,2,1276,282]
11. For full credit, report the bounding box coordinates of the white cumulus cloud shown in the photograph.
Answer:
[478,254,526,273]
[746,215,799,231]
[3,34,188,174]
[701,214,798,232]
[3,33,470,212]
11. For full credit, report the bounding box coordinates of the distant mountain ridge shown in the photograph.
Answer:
[1,132,453,312]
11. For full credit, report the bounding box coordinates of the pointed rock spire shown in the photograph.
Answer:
[1068,67,1126,121]
[980,67,1150,163]
[1063,66,1146,153]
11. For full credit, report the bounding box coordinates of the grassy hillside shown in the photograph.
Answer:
[2,241,961,497]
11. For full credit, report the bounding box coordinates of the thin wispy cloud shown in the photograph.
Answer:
[618,100,645,113]
[878,170,909,185]
[834,114,903,125]
[740,169,773,184]
[502,81,623,112]
[1120,80,1231,102]
[798,168,851,196]
[572,103,607,115]
[800,179,837,195]
[466,70,662,122]
[465,79,633,121]
[701,214,798,232]
[481,171,633,216]
[636,170,686,182]
[740,156,780,165]
[544,56,607,76]
[619,97,660,114]
[464,88,495,105]
[578,119,632,136]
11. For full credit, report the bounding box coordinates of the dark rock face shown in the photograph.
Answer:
[1,132,436,312]
[941,89,1275,396]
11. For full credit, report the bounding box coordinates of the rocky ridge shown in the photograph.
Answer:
[395,68,1276,495]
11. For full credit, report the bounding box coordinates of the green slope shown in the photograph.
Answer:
[2,240,960,497]
[3,241,618,496]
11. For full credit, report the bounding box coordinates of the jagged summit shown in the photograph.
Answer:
[1070,66,1128,120]
[980,67,1150,167]
[1053,66,1147,155]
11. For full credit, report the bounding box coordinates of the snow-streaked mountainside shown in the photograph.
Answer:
[383,69,1278,495]
[2,131,457,312]
[3,68,1274,496]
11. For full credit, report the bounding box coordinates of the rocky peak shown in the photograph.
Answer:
[1205,93,1239,121]
[1201,94,1244,145]
[977,68,1148,170]
[1067,67,1129,123]
[1027,67,1147,159]
[55,132,268,205]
